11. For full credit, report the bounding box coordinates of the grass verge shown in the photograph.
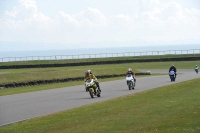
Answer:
[0,78,199,133]
[0,60,199,84]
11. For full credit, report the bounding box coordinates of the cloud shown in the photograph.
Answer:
[0,0,200,48]
[59,7,108,29]
[5,7,18,18]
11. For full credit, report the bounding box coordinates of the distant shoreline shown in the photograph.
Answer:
[0,44,200,58]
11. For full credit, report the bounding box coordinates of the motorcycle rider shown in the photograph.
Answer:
[126,68,136,85]
[169,69,175,81]
[169,64,177,78]
[194,65,199,73]
[84,70,101,93]
[169,69,175,76]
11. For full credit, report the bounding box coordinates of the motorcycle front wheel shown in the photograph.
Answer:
[89,89,94,98]
[132,82,135,90]
[128,82,132,90]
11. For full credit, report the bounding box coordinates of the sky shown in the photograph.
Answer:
[0,0,200,51]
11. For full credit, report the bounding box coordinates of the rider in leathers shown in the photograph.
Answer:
[126,68,136,84]
[84,70,101,93]
[169,64,177,78]
[194,65,199,73]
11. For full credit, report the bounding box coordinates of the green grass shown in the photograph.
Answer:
[1,78,199,133]
[0,54,199,65]
[0,61,199,84]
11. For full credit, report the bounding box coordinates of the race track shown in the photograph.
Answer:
[0,69,199,126]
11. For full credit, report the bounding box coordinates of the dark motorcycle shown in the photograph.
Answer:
[169,74,176,82]
[169,70,176,82]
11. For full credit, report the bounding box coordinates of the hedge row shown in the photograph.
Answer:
[0,57,200,69]
[0,72,150,89]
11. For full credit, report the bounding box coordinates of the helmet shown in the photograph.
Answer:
[196,65,198,67]
[88,70,92,74]
[128,68,132,71]
[85,70,92,76]
[85,71,89,76]
[171,64,174,67]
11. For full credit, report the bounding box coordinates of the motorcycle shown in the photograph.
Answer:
[169,74,176,82]
[169,70,176,82]
[85,79,100,98]
[195,68,199,74]
[126,74,135,90]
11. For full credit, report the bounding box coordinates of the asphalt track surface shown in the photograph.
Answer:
[0,69,199,126]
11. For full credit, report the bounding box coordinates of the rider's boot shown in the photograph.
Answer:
[97,84,101,92]
[96,82,101,92]
[94,89,97,95]
[134,79,136,86]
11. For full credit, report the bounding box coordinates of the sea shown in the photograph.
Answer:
[0,44,200,62]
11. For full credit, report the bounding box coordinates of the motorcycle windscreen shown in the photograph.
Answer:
[127,74,133,77]
[86,79,92,83]
[126,74,133,80]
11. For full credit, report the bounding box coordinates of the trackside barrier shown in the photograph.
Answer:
[0,56,200,69]
[0,49,200,62]
[0,72,150,89]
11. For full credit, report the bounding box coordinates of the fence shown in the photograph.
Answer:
[1,49,200,62]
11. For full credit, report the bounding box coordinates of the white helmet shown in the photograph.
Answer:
[128,68,132,71]
[88,70,92,74]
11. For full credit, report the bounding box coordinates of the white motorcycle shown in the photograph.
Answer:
[126,74,136,90]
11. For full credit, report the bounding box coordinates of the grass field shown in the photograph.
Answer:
[1,78,199,133]
[0,60,198,96]
[0,55,199,132]
[0,61,199,84]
